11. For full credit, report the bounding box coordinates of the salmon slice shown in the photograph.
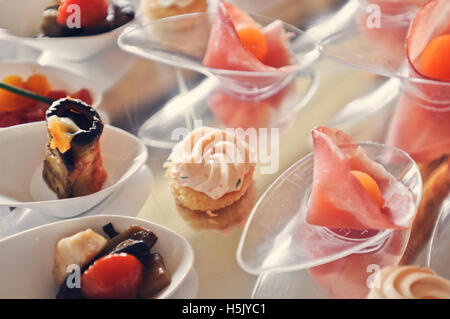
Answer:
[307,127,415,230]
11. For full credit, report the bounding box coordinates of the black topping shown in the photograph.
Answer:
[103,222,120,239]
[46,97,103,147]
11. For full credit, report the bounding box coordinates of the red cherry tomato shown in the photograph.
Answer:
[57,0,109,28]
[71,88,93,105]
[81,253,143,299]
[47,90,69,101]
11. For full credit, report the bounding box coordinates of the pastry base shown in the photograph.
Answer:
[140,0,208,21]
[168,165,255,212]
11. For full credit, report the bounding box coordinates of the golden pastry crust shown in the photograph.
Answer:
[140,0,208,21]
[400,157,450,265]
[175,182,256,231]
[167,164,255,212]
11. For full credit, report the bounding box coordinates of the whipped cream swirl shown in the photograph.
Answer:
[368,266,450,299]
[166,127,254,199]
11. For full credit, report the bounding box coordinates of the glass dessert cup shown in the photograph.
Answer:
[319,22,450,164]
[236,142,423,276]
[118,12,319,148]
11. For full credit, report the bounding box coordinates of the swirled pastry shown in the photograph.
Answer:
[165,127,255,212]
[368,265,450,299]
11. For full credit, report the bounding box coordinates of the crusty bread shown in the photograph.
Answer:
[400,157,450,265]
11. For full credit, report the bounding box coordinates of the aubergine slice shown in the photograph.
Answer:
[42,97,107,199]
[138,253,172,298]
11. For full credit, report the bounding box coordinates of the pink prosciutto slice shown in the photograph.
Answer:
[385,0,450,163]
[202,0,295,72]
[406,0,450,79]
[208,88,271,129]
[307,127,414,230]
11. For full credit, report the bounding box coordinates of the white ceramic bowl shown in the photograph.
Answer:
[0,0,135,61]
[0,61,103,108]
[0,121,148,218]
[0,215,195,299]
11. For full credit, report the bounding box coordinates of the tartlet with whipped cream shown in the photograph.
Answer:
[164,127,255,212]
[140,0,207,21]
[368,265,450,299]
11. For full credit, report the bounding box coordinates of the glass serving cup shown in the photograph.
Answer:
[319,22,450,165]
[118,12,319,148]
[356,0,418,65]
[236,142,422,278]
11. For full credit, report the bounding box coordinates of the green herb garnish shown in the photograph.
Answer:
[0,82,54,105]
[235,179,241,188]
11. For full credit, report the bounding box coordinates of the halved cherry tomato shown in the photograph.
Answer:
[71,88,93,105]
[420,34,450,81]
[351,170,385,208]
[25,74,51,97]
[0,75,35,112]
[57,0,109,28]
[81,253,143,299]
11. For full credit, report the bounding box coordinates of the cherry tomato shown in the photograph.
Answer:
[0,111,25,128]
[71,88,93,105]
[47,90,69,101]
[57,0,109,28]
[0,75,35,112]
[81,253,143,299]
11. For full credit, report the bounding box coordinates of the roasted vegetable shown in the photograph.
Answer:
[42,97,107,199]
[40,0,135,38]
[138,253,171,298]
[102,222,119,239]
[101,225,157,255]
[109,239,150,264]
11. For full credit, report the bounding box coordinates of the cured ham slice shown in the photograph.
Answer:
[208,89,271,129]
[406,0,450,78]
[307,127,414,230]
[203,0,295,72]
[386,93,450,163]
[262,20,296,68]
[386,0,450,163]
[307,229,406,298]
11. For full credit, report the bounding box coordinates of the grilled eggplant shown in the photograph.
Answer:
[43,97,107,199]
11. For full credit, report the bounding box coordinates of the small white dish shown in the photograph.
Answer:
[0,164,153,239]
[0,215,195,299]
[0,121,148,218]
[0,0,135,61]
[0,61,103,109]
